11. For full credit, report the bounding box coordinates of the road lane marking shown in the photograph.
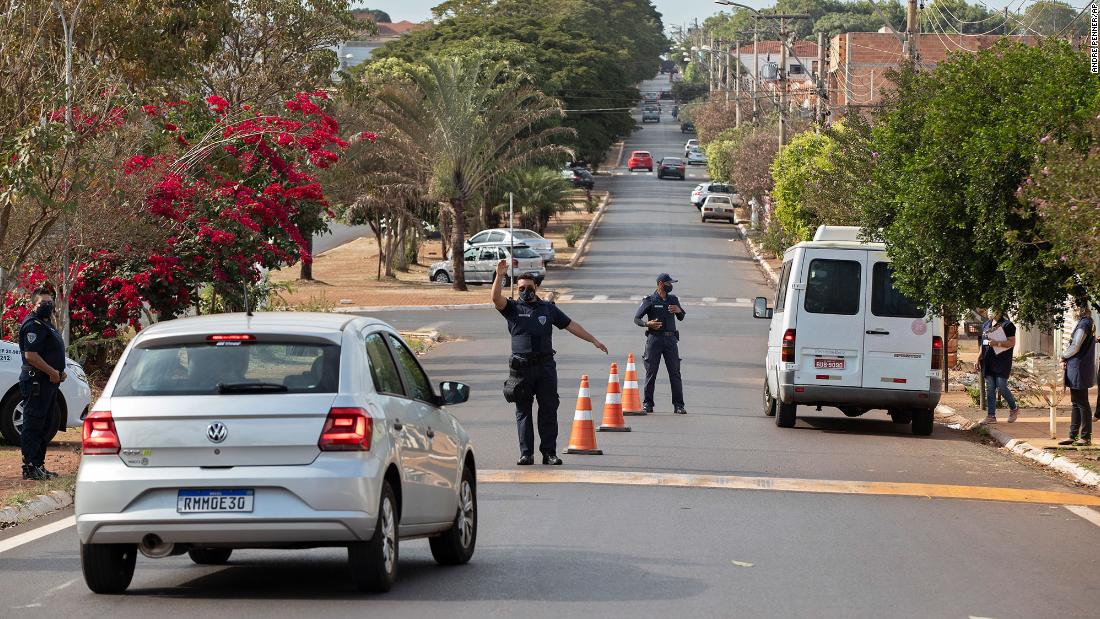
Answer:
[479,469,1100,507]
[702,297,718,303]
[0,515,75,554]
[591,295,609,301]
[1065,505,1100,528]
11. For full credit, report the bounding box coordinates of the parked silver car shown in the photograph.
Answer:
[75,312,476,594]
[432,244,545,285]
[0,339,91,446]
[466,228,555,264]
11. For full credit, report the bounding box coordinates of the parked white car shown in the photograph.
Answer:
[466,228,555,264]
[753,226,943,435]
[683,139,699,157]
[0,339,91,446]
[690,182,735,208]
[433,244,545,286]
[686,149,707,166]
[700,194,736,224]
[75,312,476,594]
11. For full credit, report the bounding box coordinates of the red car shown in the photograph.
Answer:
[627,150,653,172]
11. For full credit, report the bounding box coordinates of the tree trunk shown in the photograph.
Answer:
[300,235,313,281]
[439,209,450,263]
[396,215,409,271]
[383,219,396,278]
[451,196,467,291]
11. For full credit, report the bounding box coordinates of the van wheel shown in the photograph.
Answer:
[776,402,797,428]
[81,543,137,594]
[762,383,776,417]
[888,409,912,424]
[349,481,399,592]
[0,390,61,447]
[911,409,934,436]
[429,466,477,565]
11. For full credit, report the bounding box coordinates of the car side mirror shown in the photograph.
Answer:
[753,297,772,319]
[439,381,470,405]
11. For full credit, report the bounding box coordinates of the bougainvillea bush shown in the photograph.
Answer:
[1,90,358,343]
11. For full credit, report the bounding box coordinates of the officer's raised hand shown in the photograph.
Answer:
[495,259,508,278]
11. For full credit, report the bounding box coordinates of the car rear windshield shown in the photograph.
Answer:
[804,259,861,315]
[871,262,925,318]
[512,230,540,240]
[512,247,541,259]
[632,152,650,157]
[663,158,682,164]
[112,341,340,396]
[707,196,731,204]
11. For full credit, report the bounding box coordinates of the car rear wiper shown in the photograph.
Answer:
[217,382,289,394]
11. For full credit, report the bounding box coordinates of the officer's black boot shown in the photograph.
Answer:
[542,454,563,466]
[517,455,534,466]
[22,464,48,481]
[38,465,59,479]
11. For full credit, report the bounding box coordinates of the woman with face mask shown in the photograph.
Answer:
[977,308,1019,426]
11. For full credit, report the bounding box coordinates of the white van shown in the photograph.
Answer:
[752,226,943,435]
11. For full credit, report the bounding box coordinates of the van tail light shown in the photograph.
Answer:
[83,411,121,455]
[931,336,944,371]
[781,329,796,363]
[319,407,373,451]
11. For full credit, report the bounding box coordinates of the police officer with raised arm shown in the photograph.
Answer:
[492,260,607,466]
[634,273,687,414]
[18,287,67,481]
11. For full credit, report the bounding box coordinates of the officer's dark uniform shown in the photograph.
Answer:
[499,298,572,457]
[18,314,66,472]
[634,281,686,412]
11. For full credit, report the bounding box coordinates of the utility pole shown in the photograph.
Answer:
[752,25,759,123]
[779,17,788,147]
[723,39,731,110]
[734,39,741,127]
[709,34,715,92]
[904,0,919,62]
[816,31,826,127]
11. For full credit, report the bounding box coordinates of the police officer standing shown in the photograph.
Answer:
[634,273,687,414]
[492,260,607,466]
[18,287,66,481]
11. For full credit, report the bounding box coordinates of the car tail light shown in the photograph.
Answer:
[318,407,372,451]
[931,336,943,370]
[512,258,519,268]
[208,334,255,341]
[83,411,120,455]
[781,329,796,363]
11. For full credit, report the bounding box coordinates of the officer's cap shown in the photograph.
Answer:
[656,273,677,283]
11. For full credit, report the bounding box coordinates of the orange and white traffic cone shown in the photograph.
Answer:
[564,375,603,455]
[598,363,631,432]
[622,353,645,416]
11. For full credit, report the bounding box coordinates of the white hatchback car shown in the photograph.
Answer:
[76,312,476,594]
[0,339,91,445]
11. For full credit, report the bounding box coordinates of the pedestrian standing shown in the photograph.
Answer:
[491,260,607,466]
[17,287,66,481]
[978,309,1019,425]
[634,273,687,414]
[1059,301,1095,446]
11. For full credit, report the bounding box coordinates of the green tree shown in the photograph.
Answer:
[861,42,1099,327]
[771,130,833,241]
[1019,1,1090,37]
[370,56,572,290]
[495,167,574,234]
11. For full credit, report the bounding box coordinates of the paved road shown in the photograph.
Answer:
[2,75,1098,618]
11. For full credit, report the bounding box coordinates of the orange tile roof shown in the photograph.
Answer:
[735,40,819,56]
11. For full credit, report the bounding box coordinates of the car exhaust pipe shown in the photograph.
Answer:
[139,534,175,558]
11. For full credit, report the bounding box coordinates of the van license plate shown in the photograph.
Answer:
[814,358,845,370]
[177,489,254,513]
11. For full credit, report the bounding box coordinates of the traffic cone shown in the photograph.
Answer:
[564,375,602,455]
[598,363,631,432]
[622,353,645,415]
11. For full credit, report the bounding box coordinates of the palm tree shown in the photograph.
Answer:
[496,167,575,235]
[371,55,573,290]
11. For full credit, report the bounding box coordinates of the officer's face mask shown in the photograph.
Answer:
[661,282,673,293]
[34,299,54,319]
[518,286,537,304]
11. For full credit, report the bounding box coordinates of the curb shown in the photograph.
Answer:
[0,490,73,525]
[335,303,493,314]
[736,223,779,287]
[935,404,1100,488]
[568,193,612,269]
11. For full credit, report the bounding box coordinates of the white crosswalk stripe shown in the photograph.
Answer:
[551,295,750,308]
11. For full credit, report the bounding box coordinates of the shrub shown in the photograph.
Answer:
[565,222,585,248]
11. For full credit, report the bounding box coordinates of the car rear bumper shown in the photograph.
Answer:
[75,454,385,545]
[778,371,942,410]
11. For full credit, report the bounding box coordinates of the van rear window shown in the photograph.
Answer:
[871,262,925,318]
[804,259,861,315]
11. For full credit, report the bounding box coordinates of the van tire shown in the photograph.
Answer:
[762,383,776,417]
[775,402,797,428]
[911,408,934,436]
[888,409,912,424]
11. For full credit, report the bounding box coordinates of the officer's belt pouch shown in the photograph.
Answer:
[503,373,531,403]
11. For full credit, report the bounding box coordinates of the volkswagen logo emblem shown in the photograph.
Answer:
[206,422,228,444]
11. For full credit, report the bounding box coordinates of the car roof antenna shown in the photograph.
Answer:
[243,282,253,317]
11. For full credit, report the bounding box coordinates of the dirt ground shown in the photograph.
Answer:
[0,429,82,509]
[270,192,605,309]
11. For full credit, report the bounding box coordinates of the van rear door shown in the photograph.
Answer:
[861,255,932,391]
[792,250,866,388]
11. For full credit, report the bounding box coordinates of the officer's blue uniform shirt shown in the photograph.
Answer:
[18,315,66,374]
[499,299,572,354]
[634,293,687,333]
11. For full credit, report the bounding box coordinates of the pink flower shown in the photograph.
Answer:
[206,95,230,113]
[358,131,378,142]
[141,104,158,116]
[163,122,178,132]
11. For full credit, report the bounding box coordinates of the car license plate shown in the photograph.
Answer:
[814,358,845,370]
[177,489,254,513]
